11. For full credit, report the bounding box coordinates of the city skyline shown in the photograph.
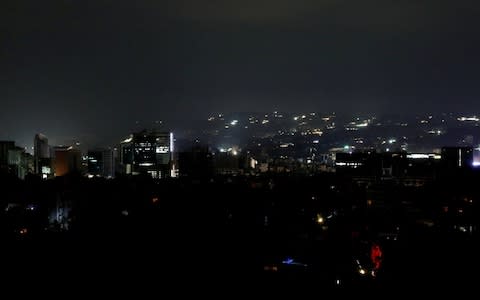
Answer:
[2,0,480,150]
[1,1,478,290]
[3,110,480,157]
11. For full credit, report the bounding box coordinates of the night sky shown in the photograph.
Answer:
[2,0,480,148]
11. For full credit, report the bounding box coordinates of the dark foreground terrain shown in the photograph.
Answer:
[1,173,477,294]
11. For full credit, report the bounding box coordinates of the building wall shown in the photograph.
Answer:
[87,149,115,178]
[103,149,115,178]
[34,134,50,174]
[54,147,82,176]
[0,141,15,166]
[120,130,174,178]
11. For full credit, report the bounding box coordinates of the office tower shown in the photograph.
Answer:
[120,130,175,178]
[87,148,115,178]
[34,133,52,178]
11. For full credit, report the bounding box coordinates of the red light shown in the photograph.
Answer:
[371,244,383,270]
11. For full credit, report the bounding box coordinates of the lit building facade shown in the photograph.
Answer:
[120,130,175,178]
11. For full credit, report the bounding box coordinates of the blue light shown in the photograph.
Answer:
[282,258,294,265]
[281,257,308,267]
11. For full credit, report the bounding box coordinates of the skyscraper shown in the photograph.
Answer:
[34,133,51,177]
[0,141,15,174]
[120,130,175,178]
[87,148,115,178]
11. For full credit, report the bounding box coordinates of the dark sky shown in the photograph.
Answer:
[2,0,480,148]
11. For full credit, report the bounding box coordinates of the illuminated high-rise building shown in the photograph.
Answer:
[120,130,175,178]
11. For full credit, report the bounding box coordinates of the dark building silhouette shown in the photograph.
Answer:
[335,151,439,186]
[34,133,52,178]
[8,146,34,179]
[441,147,473,169]
[87,150,103,176]
[0,141,14,163]
[178,145,214,178]
[0,141,33,179]
[0,141,15,174]
[87,149,115,178]
[213,151,242,175]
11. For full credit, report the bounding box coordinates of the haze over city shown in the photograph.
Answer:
[2,0,480,148]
